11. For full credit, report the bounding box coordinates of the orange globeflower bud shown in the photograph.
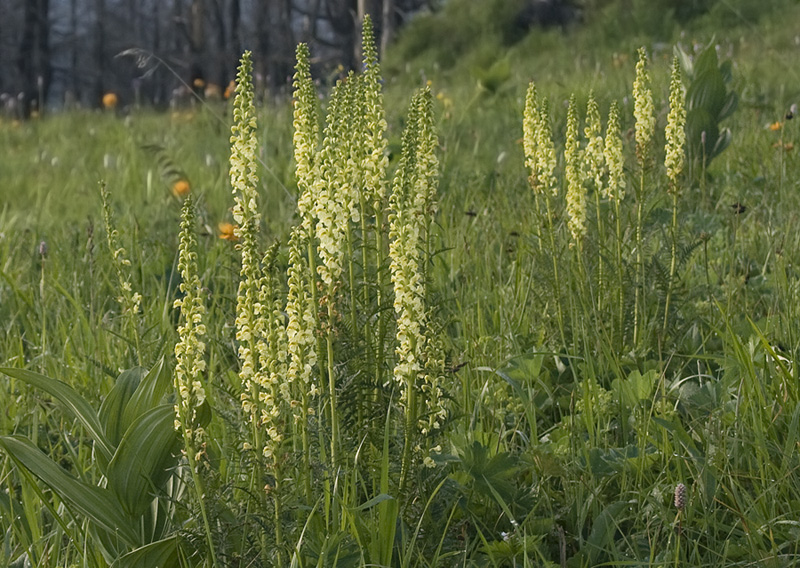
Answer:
[193,78,205,89]
[224,80,236,99]
[172,179,191,198]
[769,121,783,131]
[218,222,239,241]
[102,92,118,109]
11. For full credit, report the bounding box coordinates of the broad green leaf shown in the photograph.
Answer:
[122,358,173,431]
[100,367,146,447]
[112,535,182,568]
[0,368,113,464]
[0,436,138,546]
[688,69,726,117]
[107,405,180,517]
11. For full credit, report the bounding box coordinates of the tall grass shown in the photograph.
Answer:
[2,4,800,566]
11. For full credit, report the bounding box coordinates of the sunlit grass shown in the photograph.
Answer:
[2,2,800,566]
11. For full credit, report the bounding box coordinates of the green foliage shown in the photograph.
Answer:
[0,360,186,565]
[677,41,739,176]
[3,3,800,567]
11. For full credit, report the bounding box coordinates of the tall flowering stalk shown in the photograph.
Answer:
[663,56,687,332]
[360,16,390,388]
[584,93,607,305]
[534,97,566,347]
[604,101,627,347]
[632,47,655,346]
[286,225,317,501]
[100,181,142,362]
[390,87,440,494]
[173,193,218,568]
[523,82,545,251]
[254,243,288,462]
[313,79,351,470]
[230,50,290,563]
[293,43,320,234]
[565,94,586,247]
[230,51,262,431]
[174,194,208,445]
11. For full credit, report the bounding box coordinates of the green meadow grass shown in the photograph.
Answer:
[2,2,800,566]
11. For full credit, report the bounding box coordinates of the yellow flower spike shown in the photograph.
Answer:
[535,99,558,196]
[293,43,321,232]
[604,101,626,202]
[565,94,586,245]
[229,51,263,426]
[523,82,540,191]
[584,92,605,194]
[665,56,687,194]
[174,194,208,441]
[633,47,655,164]
[361,15,389,213]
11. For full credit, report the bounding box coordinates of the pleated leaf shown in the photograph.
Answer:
[0,368,114,464]
[0,435,138,546]
[107,404,180,517]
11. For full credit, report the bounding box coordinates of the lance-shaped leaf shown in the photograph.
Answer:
[0,435,139,546]
[107,404,180,518]
[0,368,114,464]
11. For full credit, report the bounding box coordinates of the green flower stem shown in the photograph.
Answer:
[399,373,418,497]
[544,194,567,350]
[594,189,605,314]
[663,191,679,333]
[181,432,219,568]
[326,297,340,473]
[614,198,625,351]
[633,167,645,348]
[375,218,387,391]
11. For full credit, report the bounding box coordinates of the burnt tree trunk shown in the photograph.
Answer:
[16,0,51,116]
[93,0,105,105]
[381,0,394,57]
[190,0,206,87]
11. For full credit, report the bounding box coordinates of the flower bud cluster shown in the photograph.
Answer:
[603,101,626,202]
[565,95,586,244]
[633,47,655,164]
[665,56,687,194]
[173,194,208,440]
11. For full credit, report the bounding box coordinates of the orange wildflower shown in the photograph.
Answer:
[193,78,205,89]
[102,92,118,109]
[769,121,782,131]
[172,179,191,197]
[224,80,236,99]
[218,222,239,241]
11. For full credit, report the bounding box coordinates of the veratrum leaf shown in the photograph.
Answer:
[100,367,147,448]
[122,357,172,431]
[0,368,114,464]
[107,405,180,517]
[111,535,182,568]
[0,435,138,546]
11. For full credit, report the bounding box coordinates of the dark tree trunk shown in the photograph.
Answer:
[16,0,51,117]
[257,0,294,93]
[93,0,106,105]
[381,0,394,57]
[190,0,206,87]
[228,0,241,84]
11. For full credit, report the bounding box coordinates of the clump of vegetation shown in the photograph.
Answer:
[2,3,800,567]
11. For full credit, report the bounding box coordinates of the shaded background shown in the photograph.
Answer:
[0,0,443,115]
